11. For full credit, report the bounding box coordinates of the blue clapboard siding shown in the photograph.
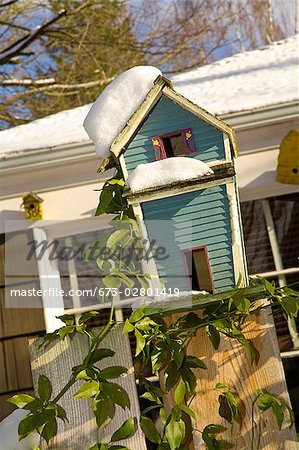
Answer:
[124,95,226,173]
[142,185,235,293]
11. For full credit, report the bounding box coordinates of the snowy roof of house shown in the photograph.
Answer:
[0,35,298,159]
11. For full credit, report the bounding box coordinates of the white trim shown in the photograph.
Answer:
[32,227,64,332]
[223,135,232,161]
[127,177,234,205]
[226,182,248,285]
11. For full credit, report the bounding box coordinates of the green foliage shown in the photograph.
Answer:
[256,391,295,430]
[202,424,228,450]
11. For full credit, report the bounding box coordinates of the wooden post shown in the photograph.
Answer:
[164,308,297,449]
[29,325,146,450]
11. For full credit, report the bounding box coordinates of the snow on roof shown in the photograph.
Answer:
[0,104,91,157]
[83,66,161,159]
[126,157,213,193]
[0,36,297,158]
[172,34,299,115]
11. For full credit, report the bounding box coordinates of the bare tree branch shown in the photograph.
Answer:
[0,9,67,65]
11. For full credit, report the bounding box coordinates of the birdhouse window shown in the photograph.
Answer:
[183,246,214,293]
[152,128,196,160]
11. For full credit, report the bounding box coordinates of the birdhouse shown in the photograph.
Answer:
[276,129,299,185]
[84,68,248,294]
[21,193,43,220]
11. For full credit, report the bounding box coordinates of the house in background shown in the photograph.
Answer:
[0,35,298,421]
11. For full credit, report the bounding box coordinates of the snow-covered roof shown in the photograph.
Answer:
[172,34,299,115]
[126,157,213,193]
[0,36,297,158]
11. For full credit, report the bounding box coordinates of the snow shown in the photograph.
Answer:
[172,35,299,115]
[83,66,162,159]
[126,157,214,192]
[0,410,39,450]
[0,104,91,157]
[0,36,297,158]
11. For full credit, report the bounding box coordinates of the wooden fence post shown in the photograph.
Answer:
[29,325,146,450]
[164,308,297,449]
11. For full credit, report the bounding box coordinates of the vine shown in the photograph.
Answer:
[8,171,299,449]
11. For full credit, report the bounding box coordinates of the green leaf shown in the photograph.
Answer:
[7,394,35,409]
[180,366,196,395]
[140,415,161,444]
[18,411,50,440]
[151,345,169,374]
[56,314,75,325]
[38,374,52,402]
[180,405,195,420]
[98,366,127,379]
[164,361,180,392]
[206,325,220,350]
[123,319,135,333]
[185,355,207,370]
[174,379,186,405]
[204,424,227,434]
[215,383,229,390]
[129,307,146,323]
[272,400,284,430]
[165,416,185,450]
[58,325,75,340]
[87,348,115,365]
[103,275,122,289]
[257,393,274,412]
[101,382,130,409]
[173,349,185,369]
[78,311,99,324]
[135,317,159,331]
[280,296,299,317]
[233,296,251,314]
[74,380,99,398]
[106,229,130,250]
[93,398,115,428]
[135,329,146,356]
[40,415,57,444]
[111,417,138,442]
[218,392,239,423]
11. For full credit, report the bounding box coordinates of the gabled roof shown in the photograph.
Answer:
[105,75,237,171]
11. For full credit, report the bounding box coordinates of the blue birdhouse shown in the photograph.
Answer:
[85,71,248,295]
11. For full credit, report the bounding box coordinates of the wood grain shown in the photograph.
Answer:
[29,325,146,450]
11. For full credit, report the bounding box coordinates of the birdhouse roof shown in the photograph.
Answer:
[21,192,43,203]
[84,72,238,172]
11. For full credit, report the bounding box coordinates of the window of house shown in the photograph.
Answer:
[152,128,196,160]
[183,246,214,293]
[241,193,299,351]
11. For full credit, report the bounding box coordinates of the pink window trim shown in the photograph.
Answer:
[152,128,196,161]
[182,245,215,294]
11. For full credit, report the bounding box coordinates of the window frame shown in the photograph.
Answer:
[151,128,196,161]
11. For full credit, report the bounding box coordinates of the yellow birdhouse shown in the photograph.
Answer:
[276,129,299,185]
[21,193,44,220]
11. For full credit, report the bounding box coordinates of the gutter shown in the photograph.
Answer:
[1,101,297,174]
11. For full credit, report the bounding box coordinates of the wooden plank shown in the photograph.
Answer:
[164,308,297,449]
[29,326,146,450]
[0,288,45,337]
[3,337,33,392]
[0,341,8,393]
